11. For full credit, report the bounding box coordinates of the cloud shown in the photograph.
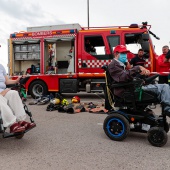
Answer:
[0,0,66,44]
[0,0,65,29]
[0,0,42,20]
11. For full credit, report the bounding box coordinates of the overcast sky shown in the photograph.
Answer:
[0,0,170,71]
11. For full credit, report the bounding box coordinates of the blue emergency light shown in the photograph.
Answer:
[70,29,75,33]
[110,30,116,34]
[11,34,16,38]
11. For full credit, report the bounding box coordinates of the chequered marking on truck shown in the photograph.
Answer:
[78,59,151,68]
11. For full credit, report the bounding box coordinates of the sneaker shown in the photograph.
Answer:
[37,97,50,105]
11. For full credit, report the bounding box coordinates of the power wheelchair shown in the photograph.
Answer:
[102,65,169,147]
[0,77,36,139]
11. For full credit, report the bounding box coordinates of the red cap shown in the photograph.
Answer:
[113,45,129,53]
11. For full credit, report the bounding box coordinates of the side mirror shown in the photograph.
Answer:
[141,41,150,53]
[142,33,149,41]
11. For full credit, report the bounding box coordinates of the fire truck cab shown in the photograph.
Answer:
[8,22,163,98]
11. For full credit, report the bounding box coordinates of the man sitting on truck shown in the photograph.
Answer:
[85,39,96,54]
[108,45,170,117]
[130,49,146,67]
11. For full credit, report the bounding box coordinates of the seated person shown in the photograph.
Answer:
[108,45,170,117]
[85,39,96,54]
[0,64,36,134]
[130,49,146,67]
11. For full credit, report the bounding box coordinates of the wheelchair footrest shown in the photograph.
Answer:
[24,124,36,133]
[3,132,24,138]
[3,124,36,138]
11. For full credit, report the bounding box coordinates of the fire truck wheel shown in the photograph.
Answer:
[29,80,48,98]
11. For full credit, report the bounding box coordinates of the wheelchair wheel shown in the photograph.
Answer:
[103,113,130,141]
[164,122,169,133]
[147,127,168,147]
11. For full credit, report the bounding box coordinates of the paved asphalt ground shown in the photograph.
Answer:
[0,93,170,170]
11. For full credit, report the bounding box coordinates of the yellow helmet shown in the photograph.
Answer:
[50,98,60,105]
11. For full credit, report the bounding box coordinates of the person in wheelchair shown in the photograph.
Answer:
[108,45,170,117]
[0,64,36,134]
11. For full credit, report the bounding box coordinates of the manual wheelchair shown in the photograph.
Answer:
[102,65,169,147]
[0,77,36,139]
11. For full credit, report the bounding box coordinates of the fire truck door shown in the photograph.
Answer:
[67,40,75,73]
[79,35,114,70]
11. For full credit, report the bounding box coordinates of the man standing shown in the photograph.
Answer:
[157,45,170,72]
[130,49,146,67]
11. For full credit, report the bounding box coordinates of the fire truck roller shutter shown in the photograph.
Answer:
[28,80,48,98]
[44,37,75,42]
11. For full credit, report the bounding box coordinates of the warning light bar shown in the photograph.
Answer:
[10,29,76,38]
[52,29,75,35]
[11,33,32,38]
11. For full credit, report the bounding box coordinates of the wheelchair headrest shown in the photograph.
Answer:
[102,65,115,85]
[101,65,108,71]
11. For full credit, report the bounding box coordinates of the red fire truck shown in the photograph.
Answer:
[8,22,169,98]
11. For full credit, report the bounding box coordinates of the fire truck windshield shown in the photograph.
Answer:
[125,32,144,54]
[107,36,120,53]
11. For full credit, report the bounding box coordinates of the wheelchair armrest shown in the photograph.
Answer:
[6,77,30,88]
[110,82,135,88]
[6,84,18,88]
[19,77,30,85]
[110,78,144,88]
[144,74,159,84]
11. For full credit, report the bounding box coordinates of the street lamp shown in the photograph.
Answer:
[87,0,89,29]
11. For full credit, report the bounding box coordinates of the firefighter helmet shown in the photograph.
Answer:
[61,98,69,105]
[50,98,60,105]
[71,96,80,103]
[113,45,129,53]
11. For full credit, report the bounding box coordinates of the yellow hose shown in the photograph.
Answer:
[105,71,114,109]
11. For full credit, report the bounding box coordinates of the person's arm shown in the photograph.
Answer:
[0,64,21,85]
[109,61,149,83]
[125,62,132,69]
[129,58,134,66]
[165,50,170,60]
[164,58,169,62]
[108,61,140,83]
[5,75,21,85]
[138,66,150,75]
[0,88,10,96]
[157,55,170,67]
